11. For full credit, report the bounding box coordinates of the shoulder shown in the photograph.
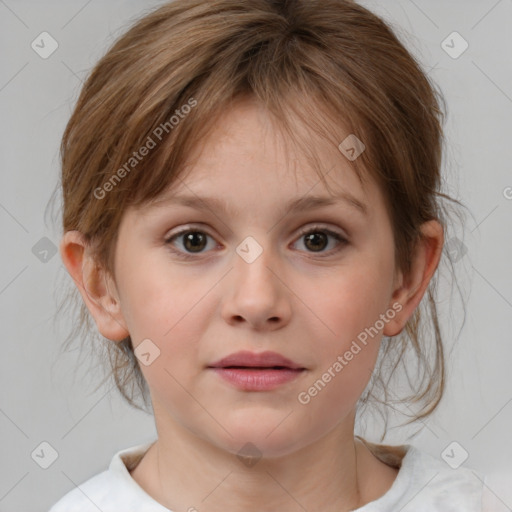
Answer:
[48,468,115,512]
[399,445,485,511]
[358,438,485,512]
[48,441,168,512]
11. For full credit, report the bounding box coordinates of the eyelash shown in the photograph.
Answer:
[164,225,348,261]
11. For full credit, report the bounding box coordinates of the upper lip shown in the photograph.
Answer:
[208,350,304,370]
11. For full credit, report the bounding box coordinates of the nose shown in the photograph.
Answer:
[221,242,292,331]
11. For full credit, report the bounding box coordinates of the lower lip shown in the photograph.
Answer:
[210,368,305,391]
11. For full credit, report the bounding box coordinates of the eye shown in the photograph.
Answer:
[292,226,348,255]
[164,225,348,260]
[165,228,218,259]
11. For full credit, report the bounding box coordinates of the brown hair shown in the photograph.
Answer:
[54,0,467,436]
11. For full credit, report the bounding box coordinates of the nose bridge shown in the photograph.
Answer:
[233,234,280,299]
[221,233,291,329]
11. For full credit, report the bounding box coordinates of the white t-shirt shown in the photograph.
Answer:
[48,440,485,511]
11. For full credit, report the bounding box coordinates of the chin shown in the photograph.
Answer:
[207,409,310,460]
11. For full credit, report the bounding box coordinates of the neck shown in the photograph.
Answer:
[131,409,378,512]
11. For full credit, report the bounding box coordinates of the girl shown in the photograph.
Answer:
[50,0,485,510]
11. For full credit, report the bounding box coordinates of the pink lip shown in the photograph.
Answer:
[209,350,303,370]
[207,351,306,391]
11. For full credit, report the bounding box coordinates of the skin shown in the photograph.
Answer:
[61,98,444,511]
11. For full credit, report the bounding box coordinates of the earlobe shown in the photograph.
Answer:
[383,220,444,337]
[60,230,130,342]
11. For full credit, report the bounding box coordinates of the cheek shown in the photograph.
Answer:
[293,269,388,430]
[302,254,393,346]
[118,251,217,340]
[115,254,224,393]
[294,252,394,400]
[117,261,215,410]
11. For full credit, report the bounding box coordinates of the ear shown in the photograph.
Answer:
[383,220,444,337]
[59,230,130,342]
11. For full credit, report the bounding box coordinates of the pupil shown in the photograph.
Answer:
[305,232,327,251]
[182,232,328,253]
[184,232,206,252]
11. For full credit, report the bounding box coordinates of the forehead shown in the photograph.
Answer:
[147,98,381,219]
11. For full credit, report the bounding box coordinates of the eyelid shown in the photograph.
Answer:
[164,223,348,241]
[164,224,213,243]
[294,224,348,241]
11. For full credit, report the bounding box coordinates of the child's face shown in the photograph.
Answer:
[109,99,403,456]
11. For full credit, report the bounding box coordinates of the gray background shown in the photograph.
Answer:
[1,1,511,510]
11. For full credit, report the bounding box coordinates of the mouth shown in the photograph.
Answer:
[219,365,299,370]
[207,351,306,391]
[208,350,305,370]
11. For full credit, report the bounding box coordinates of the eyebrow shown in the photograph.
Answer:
[151,191,368,217]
